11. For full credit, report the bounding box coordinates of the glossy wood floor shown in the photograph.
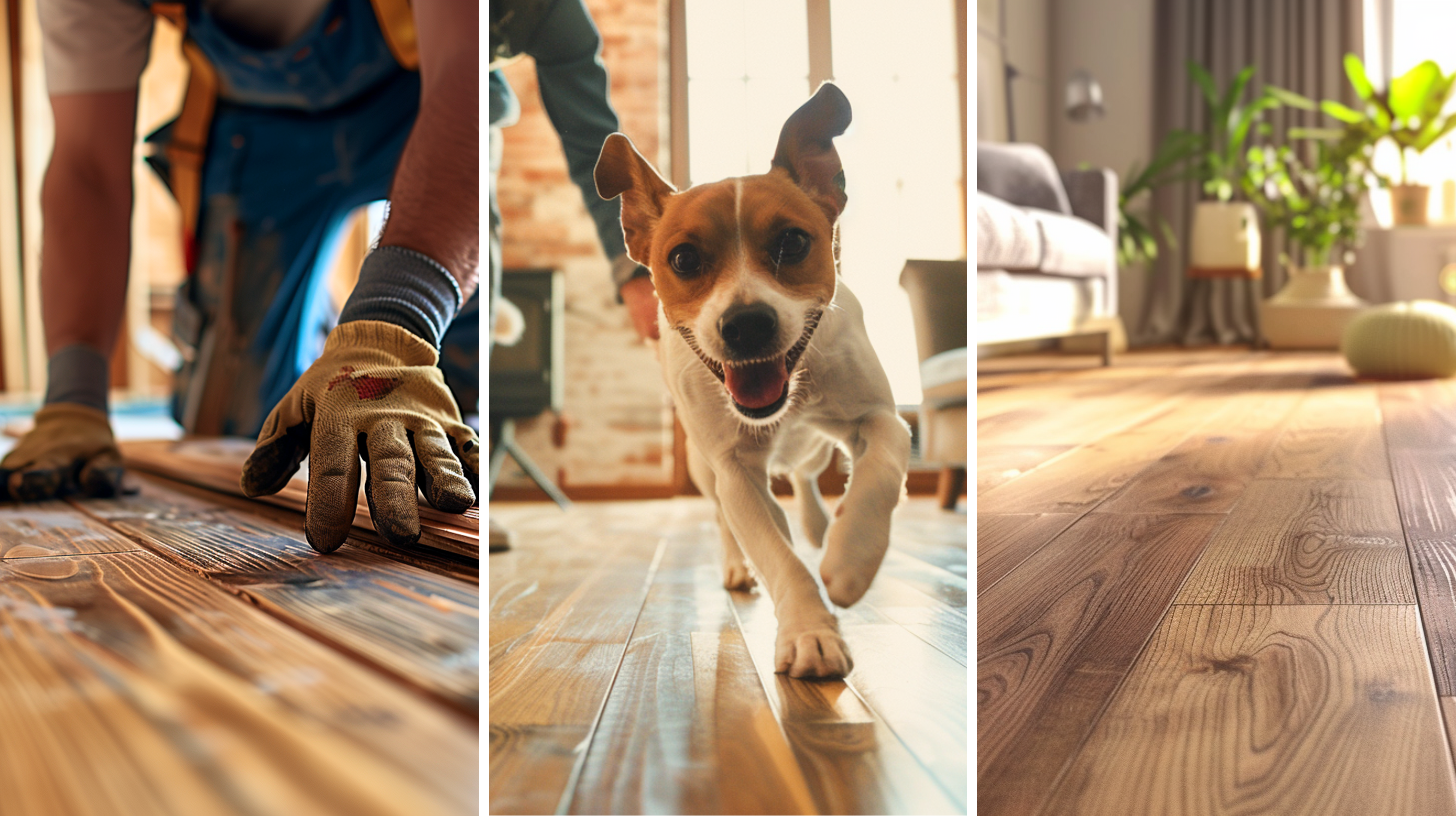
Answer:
[0,471,478,816]
[489,495,968,814]
[979,348,1456,816]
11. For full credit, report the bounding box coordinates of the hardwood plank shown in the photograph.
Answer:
[1175,479,1413,604]
[567,523,817,815]
[1094,378,1306,514]
[0,500,142,559]
[1379,380,1456,451]
[730,589,964,815]
[0,551,474,816]
[977,445,1073,495]
[488,504,667,815]
[1257,385,1388,480]
[72,483,479,712]
[858,576,968,666]
[1388,450,1456,694]
[887,504,968,578]
[977,513,1077,593]
[977,513,1222,816]
[1042,605,1456,816]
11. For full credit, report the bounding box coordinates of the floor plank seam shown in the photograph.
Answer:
[843,662,967,811]
[863,599,966,667]
[551,535,668,816]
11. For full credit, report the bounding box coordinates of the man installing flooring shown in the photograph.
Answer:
[1,0,479,551]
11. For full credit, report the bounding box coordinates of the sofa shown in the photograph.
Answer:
[976,142,1120,362]
[900,259,967,510]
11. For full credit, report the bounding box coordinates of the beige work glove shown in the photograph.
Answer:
[0,403,124,500]
[241,320,479,552]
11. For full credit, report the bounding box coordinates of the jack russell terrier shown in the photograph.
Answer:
[595,83,910,678]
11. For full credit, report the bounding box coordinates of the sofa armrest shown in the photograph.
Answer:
[1061,167,1118,237]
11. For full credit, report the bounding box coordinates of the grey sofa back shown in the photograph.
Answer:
[977,143,1072,215]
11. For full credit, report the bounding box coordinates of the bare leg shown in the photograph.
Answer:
[819,411,911,607]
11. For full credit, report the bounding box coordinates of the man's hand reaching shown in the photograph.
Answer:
[620,274,660,341]
[240,320,479,553]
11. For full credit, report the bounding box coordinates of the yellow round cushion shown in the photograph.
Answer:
[1342,300,1456,379]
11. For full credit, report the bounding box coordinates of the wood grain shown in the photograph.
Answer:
[0,500,143,559]
[1257,385,1388,480]
[1176,479,1413,604]
[978,513,1222,816]
[1042,605,1456,816]
[977,445,1073,495]
[0,551,474,816]
[977,513,1077,593]
[1388,450,1456,695]
[1379,381,1456,451]
[73,483,479,712]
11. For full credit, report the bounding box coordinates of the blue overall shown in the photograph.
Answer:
[147,0,478,437]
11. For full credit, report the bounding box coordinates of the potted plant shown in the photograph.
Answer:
[1179,63,1280,278]
[1316,54,1456,225]
[1116,128,1201,268]
[1242,125,1375,347]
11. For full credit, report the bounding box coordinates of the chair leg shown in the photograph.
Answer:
[936,467,966,510]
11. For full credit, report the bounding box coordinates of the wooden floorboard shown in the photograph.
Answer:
[979,349,1456,815]
[491,497,967,814]
[0,508,475,815]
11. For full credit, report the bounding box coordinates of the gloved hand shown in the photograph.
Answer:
[241,319,479,553]
[0,403,124,500]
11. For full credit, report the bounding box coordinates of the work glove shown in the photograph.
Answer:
[241,320,479,552]
[0,403,124,500]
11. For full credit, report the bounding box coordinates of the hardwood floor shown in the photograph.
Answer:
[978,349,1456,816]
[0,472,478,816]
[489,496,968,814]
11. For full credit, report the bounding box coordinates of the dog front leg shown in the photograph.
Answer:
[820,410,911,607]
[712,460,852,678]
[687,439,755,590]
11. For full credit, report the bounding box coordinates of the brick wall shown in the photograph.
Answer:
[493,0,673,491]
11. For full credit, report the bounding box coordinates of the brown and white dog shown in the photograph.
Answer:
[595,83,910,678]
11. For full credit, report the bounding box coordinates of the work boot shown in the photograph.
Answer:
[489,516,513,552]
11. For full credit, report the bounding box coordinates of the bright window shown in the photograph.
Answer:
[681,0,965,406]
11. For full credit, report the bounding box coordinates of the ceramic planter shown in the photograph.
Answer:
[1391,184,1431,226]
[1261,265,1369,349]
[1189,201,1261,276]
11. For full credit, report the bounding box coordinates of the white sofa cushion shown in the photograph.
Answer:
[976,192,1041,270]
[1029,208,1115,277]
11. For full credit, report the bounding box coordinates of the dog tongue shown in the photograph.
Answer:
[724,359,788,409]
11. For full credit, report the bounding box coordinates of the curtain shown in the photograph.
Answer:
[1134,0,1365,346]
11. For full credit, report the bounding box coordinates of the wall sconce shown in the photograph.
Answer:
[1065,70,1105,122]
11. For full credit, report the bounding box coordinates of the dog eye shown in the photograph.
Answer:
[668,244,702,277]
[773,229,811,265]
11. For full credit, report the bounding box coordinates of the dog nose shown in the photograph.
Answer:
[719,303,778,357]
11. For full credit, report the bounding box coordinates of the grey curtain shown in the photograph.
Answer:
[1134,0,1364,346]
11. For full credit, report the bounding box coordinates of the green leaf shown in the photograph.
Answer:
[1344,53,1375,101]
[1188,61,1219,108]
[1321,100,1365,123]
[1267,85,1317,110]
[1289,127,1345,140]
[1390,60,1442,121]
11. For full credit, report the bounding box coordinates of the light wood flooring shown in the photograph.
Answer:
[978,348,1456,816]
[0,471,478,816]
[489,495,968,814]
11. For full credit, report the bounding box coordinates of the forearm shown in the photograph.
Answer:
[378,8,479,302]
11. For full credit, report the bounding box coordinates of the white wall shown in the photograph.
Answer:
[1005,0,1051,147]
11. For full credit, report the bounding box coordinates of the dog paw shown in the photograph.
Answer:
[722,559,757,591]
[820,523,891,607]
[775,623,853,678]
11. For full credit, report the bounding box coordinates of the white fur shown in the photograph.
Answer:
[662,280,911,678]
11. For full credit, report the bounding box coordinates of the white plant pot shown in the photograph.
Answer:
[1261,265,1369,349]
[1190,201,1261,276]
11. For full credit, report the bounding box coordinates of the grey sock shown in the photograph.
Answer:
[338,246,463,349]
[44,344,109,412]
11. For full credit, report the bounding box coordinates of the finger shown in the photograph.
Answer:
[447,429,480,486]
[303,428,362,554]
[7,463,68,502]
[78,448,125,498]
[411,426,475,513]
[364,422,421,546]
[242,411,311,498]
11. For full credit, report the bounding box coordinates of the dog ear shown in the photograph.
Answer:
[596,133,675,266]
[771,82,852,224]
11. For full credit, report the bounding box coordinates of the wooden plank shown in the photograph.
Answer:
[0,500,143,559]
[1379,380,1456,451]
[731,589,963,815]
[1257,385,1388,480]
[1042,605,1456,816]
[72,482,479,713]
[976,444,1073,495]
[488,504,668,815]
[858,575,968,666]
[566,521,817,815]
[1388,450,1456,694]
[1176,479,1413,604]
[0,550,474,816]
[977,513,1222,816]
[976,513,1077,593]
[121,439,479,559]
[1094,378,1306,514]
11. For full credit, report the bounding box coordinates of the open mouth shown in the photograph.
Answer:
[679,310,822,419]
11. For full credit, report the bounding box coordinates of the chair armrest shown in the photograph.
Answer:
[1061,167,1118,237]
